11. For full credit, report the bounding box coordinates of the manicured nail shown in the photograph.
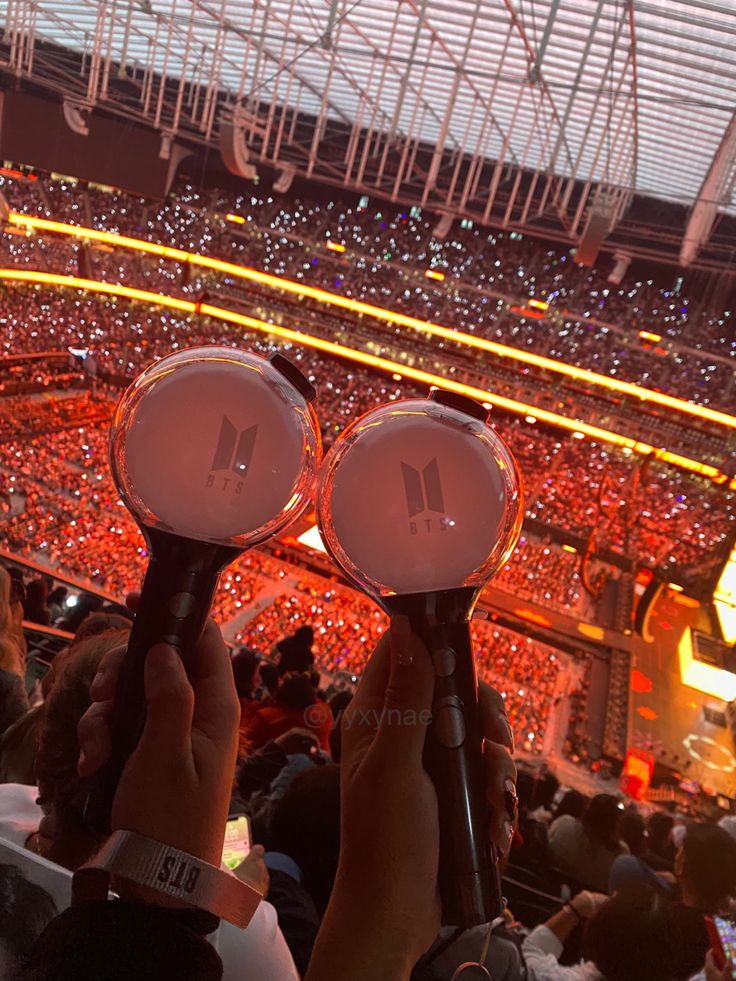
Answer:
[504,778,518,823]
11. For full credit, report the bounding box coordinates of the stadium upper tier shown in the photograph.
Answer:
[2,175,733,406]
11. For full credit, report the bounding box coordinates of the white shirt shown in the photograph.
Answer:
[522,925,603,981]
[0,784,298,981]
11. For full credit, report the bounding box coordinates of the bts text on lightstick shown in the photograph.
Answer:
[86,346,321,831]
[317,389,523,926]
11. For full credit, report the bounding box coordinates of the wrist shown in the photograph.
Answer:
[309,881,416,981]
[567,900,585,921]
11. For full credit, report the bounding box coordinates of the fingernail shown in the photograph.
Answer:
[504,778,518,823]
[390,616,414,666]
[504,820,515,854]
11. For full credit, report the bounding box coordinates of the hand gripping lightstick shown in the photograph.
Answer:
[317,390,523,926]
[85,346,321,832]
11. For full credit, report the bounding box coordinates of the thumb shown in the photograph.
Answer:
[135,644,194,764]
[373,615,434,763]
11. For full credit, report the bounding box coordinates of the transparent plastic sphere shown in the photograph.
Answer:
[318,396,523,596]
[111,347,321,546]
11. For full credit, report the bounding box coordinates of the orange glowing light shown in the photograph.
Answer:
[639,330,662,343]
[9,211,736,432]
[637,706,658,721]
[578,623,605,640]
[424,269,446,282]
[631,670,653,693]
[528,298,550,312]
[2,265,735,488]
[225,213,246,224]
[561,544,577,554]
[326,241,346,253]
[512,608,553,627]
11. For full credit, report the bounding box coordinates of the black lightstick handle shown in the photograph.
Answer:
[422,620,501,926]
[84,527,242,834]
[388,590,501,927]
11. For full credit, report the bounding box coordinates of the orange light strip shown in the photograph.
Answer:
[1,267,734,488]
[225,213,246,224]
[326,240,346,253]
[528,298,550,312]
[9,210,736,432]
[424,269,446,281]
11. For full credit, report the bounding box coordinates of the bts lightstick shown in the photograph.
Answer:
[317,390,523,926]
[86,346,321,832]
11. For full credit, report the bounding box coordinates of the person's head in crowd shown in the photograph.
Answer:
[46,586,68,616]
[259,662,279,697]
[268,764,340,916]
[619,808,647,857]
[554,788,586,821]
[23,578,50,626]
[57,594,102,634]
[583,794,624,850]
[0,864,58,979]
[675,823,736,913]
[274,673,318,711]
[6,570,25,611]
[231,647,260,701]
[646,811,675,857]
[327,689,352,722]
[33,628,130,868]
[583,885,710,981]
[277,625,314,676]
[534,770,561,811]
[71,611,132,645]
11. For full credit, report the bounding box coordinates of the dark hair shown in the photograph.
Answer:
[275,673,317,710]
[0,864,58,966]
[327,690,353,721]
[269,765,340,916]
[277,626,315,676]
[58,594,102,634]
[259,662,279,696]
[680,823,736,913]
[231,648,259,700]
[585,886,709,981]
[47,586,68,606]
[554,789,586,821]
[646,811,674,853]
[619,808,646,857]
[70,611,131,644]
[35,629,130,835]
[583,794,623,850]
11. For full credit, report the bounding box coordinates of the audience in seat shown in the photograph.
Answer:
[548,794,629,891]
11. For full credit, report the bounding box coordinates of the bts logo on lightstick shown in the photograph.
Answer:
[206,417,258,494]
[401,458,454,535]
[210,416,258,473]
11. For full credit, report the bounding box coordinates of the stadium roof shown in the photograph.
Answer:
[4,0,736,258]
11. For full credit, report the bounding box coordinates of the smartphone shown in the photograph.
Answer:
[222,815,251,871]
[706,915,736,971]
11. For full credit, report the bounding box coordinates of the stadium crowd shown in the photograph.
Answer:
[0,172,732,981]
[1,173,735,415]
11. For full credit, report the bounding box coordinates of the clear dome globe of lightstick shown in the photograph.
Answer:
[86,346,321,831]
[317,389,523,927]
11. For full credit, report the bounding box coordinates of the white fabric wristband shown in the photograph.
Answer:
[72,829,262,929]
